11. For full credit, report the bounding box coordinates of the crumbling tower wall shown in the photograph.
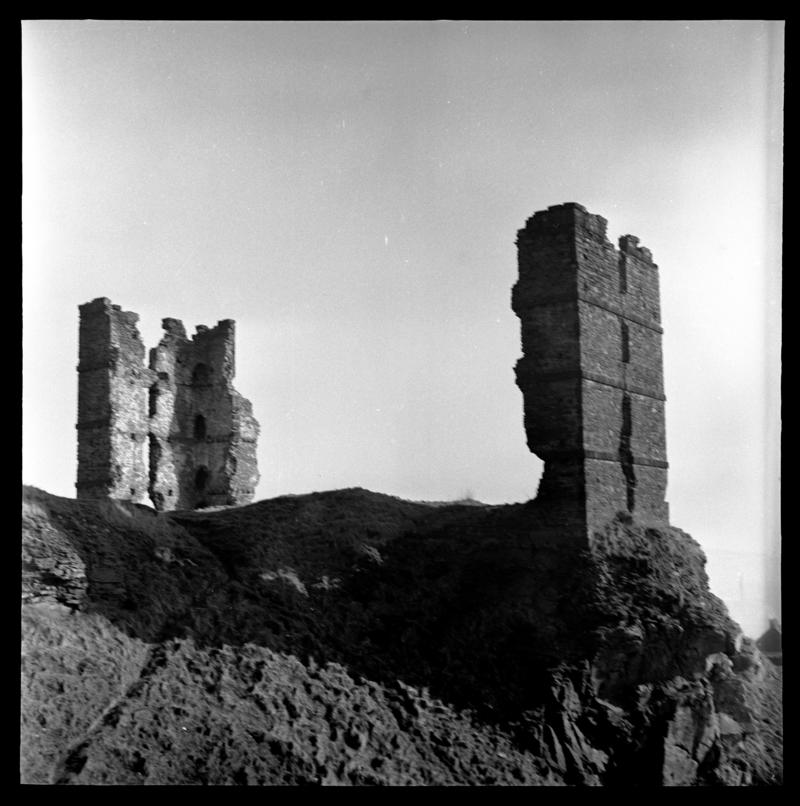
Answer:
[512,203,669,544]
[149,318,260,511]
[76,298,156,503]
[76,299,259,511]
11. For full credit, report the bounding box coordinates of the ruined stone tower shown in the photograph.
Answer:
[76,298,259,511]
[512,203,669,544]
[148,317,260,511]
[76,298,156,503]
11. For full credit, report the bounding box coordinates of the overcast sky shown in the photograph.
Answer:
[22,20,783,636]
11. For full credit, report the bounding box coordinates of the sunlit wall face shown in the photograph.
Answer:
[22,20,782,637]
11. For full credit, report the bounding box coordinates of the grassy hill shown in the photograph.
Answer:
[21,486,782,785]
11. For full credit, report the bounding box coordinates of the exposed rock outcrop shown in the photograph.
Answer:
[20,486,782,786]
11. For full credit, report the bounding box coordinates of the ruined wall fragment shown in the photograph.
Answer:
[512,203,669,544]
[76,298,157,504]
[148,318,260,511]
[76,300,259,511]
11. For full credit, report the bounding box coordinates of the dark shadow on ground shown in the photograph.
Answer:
[24,487,610,725]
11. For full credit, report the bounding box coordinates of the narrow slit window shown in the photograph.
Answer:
[194,414,207,440]
[621,322,630,363]
[148,385,159,418]
[620,394,636,512]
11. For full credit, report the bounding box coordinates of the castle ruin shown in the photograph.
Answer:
[76,298,259,510]
[512,203,669,544]
[75,203,666,532]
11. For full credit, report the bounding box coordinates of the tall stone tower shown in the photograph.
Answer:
[76,298,156,503]
[76,298,259,511]
[148,318,260,511]
[512,203,669,544]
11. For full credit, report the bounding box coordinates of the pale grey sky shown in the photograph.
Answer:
[22,20,783,636]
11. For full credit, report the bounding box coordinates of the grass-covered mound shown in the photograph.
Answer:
[21,486,782,785]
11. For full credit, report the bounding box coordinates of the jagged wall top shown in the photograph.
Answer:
[512,202,669,544]
[150,317,237,387]
[76,299,259,510]
[518,202,609,243]
[517,203,656,265]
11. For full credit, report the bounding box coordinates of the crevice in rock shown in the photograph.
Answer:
[48,641,170,784]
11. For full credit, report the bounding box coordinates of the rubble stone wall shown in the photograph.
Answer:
[76,299,259,511]
[512,203,669,544]
[76,298,155,504]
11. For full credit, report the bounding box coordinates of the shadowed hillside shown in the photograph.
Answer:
[21,486,782,786]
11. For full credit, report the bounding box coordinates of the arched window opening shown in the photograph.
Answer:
[194,414,207,441]
[192,363,211,386]
[195,466,209,492]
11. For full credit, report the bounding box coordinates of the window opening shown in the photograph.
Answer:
[194,414,207,440]
[621,322,630,363]
[195,466,209,492]
[619,255,628,294]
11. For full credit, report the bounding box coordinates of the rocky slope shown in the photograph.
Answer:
[21,486,782,785]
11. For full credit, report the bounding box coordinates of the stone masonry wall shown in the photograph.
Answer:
[149,319,260,511]
[76,298,156,504]
[512,203,669,545]
[76,299,259,511]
